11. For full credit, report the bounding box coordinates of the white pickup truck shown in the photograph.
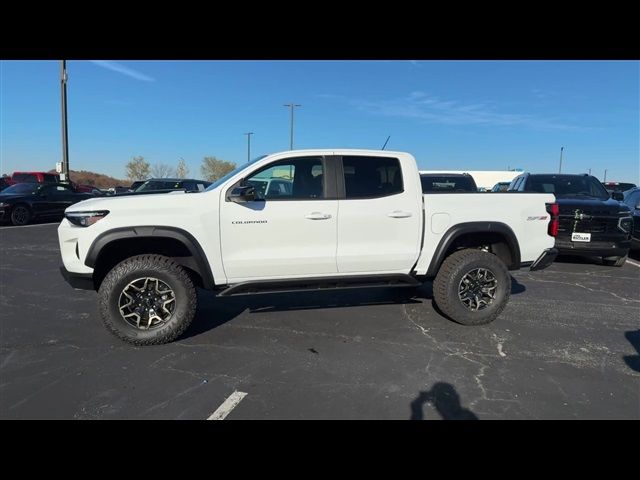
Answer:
[58,149,559,345]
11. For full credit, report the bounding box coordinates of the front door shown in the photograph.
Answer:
[220,156,338,281]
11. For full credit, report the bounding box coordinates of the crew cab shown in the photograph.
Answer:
[58,150,558,345]
[508,173,633,266]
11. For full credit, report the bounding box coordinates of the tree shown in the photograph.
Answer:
[150,163,175,178]
[125,156,150,181]
[175,158,189,179]
[200,156,236,182]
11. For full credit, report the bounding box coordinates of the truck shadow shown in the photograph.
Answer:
[410,382,478,420]
[181,276,526,340]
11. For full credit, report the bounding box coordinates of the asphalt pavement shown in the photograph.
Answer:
[1,223,638,419]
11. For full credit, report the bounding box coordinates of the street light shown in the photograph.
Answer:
[60,60,70,181]
[558,146,564,173]
[244,132,254,163]
[283,103,301,150]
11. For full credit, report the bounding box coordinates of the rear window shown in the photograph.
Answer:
[421,175,477,193]
[342,156,403,199]
[13,173,37,182]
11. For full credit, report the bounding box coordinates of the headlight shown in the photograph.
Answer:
[65,210,109,227]
[0,202,7,208]
[618,216,633,233]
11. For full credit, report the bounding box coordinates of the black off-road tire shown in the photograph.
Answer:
[433,249,511,326]
[10,204,31,226]
[98,254,197,345]
[602,254,627,267]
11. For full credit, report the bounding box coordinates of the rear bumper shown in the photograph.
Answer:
[530,248,558,271]
[60,265,94,290]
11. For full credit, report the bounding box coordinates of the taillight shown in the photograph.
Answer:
[546,203,559,237]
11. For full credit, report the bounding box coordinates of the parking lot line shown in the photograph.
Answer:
[0,222,59,230]
[626,259,640,268]
[207,391,248,420]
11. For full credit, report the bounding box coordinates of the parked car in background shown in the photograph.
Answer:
[132,178,211,194]
[508,173,633,266]
[420,173,478,193]
[603,181,637,195]
[622,188,640,250]
[420,170,521,191]
[129,180,145,191]
[0,182,96,226]
[0,177,11,192]
[10,171,60,184]
[491,182,511,192]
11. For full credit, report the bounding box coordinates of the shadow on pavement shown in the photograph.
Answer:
[623,330,640,373]
[410,382,478,420]
[182,274,529,341]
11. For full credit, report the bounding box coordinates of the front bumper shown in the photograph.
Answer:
[554,238,631,257]
[530,248,558,271]
[60,265,95,290]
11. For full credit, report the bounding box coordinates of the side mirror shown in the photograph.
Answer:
[229,185,257,203]
[611,191,624,201]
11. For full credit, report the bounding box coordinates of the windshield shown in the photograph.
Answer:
[205,155,268,192]
[527,175,610,199]
[421,175,477,193]
[0,183,39,195]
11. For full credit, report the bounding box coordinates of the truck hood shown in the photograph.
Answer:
[556,197,630,215]
[65,189,190,213]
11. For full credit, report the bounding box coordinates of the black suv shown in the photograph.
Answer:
[508,173,633,266]
[622,188,640,251]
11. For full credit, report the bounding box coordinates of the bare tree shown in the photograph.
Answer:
[125,156,150,181]
[200,156,236,182]
[175,158,189,179]
[150,163,175,178]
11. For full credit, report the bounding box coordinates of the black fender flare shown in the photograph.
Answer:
[425,221,521,277]
[85,226,216,289]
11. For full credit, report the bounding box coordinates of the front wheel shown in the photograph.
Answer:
[98,254,197,345]
[433,249,511,326]
[10,205,31,226]
[602,254,627,267]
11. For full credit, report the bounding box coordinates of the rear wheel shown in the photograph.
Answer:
[10,205,31,226]
[602,254,627,267]
[98,254,197,345]
[433,249,511,326]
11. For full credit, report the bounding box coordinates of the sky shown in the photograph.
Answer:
[1,60,638,183]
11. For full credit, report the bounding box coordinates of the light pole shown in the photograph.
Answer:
[604,169,608,182]
[283,103,301,150]
[60,60,70,181]
[244,132,253,163]
[558,146,564,173]
[588,168,591,175]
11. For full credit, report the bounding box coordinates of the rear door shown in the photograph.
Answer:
[219,155,339,281]
[336,154,422,273]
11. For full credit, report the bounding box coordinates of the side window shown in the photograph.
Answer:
[14,173,37,182]
[244,156,324,200]
[342,156,403,199]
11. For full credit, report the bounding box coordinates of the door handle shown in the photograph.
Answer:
[305,212,332,220]
[388,211,412,218]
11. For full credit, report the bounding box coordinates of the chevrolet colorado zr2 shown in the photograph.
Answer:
[58,150,559,345]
